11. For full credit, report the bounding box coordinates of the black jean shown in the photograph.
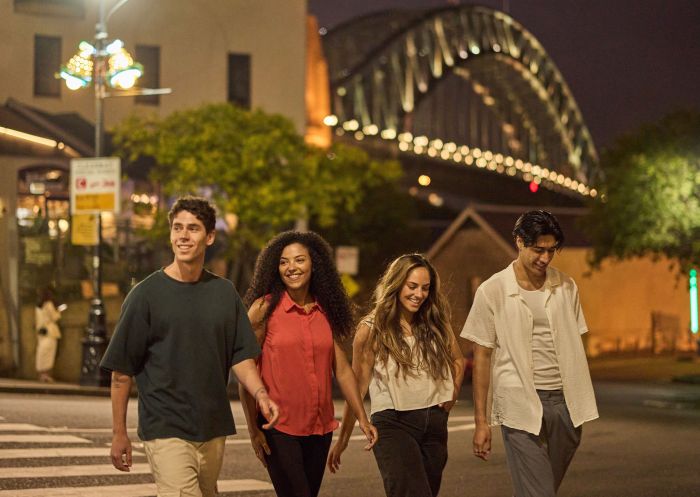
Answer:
[259,423,333,497]
[371,406,449,497]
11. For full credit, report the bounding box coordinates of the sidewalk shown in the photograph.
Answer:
[589,355,700,384]
[0,377,111,397]
[2,355,699,397]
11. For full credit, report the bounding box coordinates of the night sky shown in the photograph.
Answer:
[308,0,700,151]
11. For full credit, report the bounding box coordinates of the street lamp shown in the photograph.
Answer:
[59,0,169,386]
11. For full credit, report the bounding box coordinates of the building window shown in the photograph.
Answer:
[34,35,61,98]
[227,53,251,109]
[15,0,85,18]
[135,45,160,106]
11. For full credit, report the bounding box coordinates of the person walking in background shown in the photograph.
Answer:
[327,254,464,497]
[240,230,377,497]
[462,210,598,497]
[100,196,279,497]
[35,286,63,382]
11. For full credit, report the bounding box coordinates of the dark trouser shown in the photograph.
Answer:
[501,390,582,497]
[371,406,449,497]
[261,427,332,497]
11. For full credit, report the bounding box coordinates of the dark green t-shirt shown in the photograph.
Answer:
[100,269,260,442]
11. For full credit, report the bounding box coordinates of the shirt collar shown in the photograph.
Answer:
[281,291,320,313]
[506,262,562,296]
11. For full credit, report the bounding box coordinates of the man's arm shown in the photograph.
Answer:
[472,344,493,461]
[109,371,133,472]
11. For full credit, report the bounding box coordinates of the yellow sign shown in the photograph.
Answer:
[71,214,99,246]
[341,273,360,299]
[74,193,116,212]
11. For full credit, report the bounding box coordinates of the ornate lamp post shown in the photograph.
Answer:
[59,0,167,386]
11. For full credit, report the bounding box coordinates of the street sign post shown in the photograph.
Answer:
[70,157,120,387]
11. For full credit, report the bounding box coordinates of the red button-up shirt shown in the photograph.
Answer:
[260,292,339,436]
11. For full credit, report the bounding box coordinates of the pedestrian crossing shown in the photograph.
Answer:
[0,419,274,496]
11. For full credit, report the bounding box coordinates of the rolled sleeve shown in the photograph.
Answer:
[461,287,497,348]
[572,281,589,335]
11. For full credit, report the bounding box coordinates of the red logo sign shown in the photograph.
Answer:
[76,177,87,190]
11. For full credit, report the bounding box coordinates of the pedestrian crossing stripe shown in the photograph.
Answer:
[0,479,273,496]
[0,424,45,431]
[0,463,152,478]
[0,447,144,459]
[0,434,90,443]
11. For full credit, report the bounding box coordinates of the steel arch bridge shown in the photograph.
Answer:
[322,5,599,198]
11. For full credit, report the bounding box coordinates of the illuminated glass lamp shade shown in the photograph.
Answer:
[59,48,94,90]
[107,47,143,89]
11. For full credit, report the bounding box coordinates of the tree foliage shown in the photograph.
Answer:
[113,103,402,251]
[583,110,700,273]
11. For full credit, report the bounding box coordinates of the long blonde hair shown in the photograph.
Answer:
[366,254,454,380]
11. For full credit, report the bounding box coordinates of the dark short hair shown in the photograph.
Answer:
[167,196,216,233]
[512,210,565,248]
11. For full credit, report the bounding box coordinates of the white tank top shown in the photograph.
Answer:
[368,333,454,415]
[519,287,563,390]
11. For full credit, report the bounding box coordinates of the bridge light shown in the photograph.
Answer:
[440,150,450,160]
[418,175,431,186]
[472,147,482,158]
[549,171,558,181]
[414,145,425,154]
[493,43,502,52]
[428,147,438,157]
[430,139,444,149]
[476,158,487,168]
[557,174,565,184]
[381,129,397,139]
[354,131,365,141]
[484,150,493,160]
[459,49,469,59]
[363,124,379,135]
[507,167,517,176]
[428,193,444,207]
[564,177,572,187]
[590,189,598,197]
[460,146,470,155]
[470,45,481,55]
[414,135,429,147]
[445,142,457,152]
[398,141,410,151]
[398,132,413,143]
[529,181,539,193]
[465,156,474,165]
[323,115,338,126]
[342,119,359,131]
[453,153,462,162]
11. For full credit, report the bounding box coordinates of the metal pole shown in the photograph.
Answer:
[79,0,110,386]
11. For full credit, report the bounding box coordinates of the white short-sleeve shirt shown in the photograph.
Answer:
[461,263,598,435]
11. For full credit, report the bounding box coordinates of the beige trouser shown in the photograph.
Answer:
[143,436,226,497]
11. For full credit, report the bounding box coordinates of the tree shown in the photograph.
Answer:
[113,102,402,255]
[583,110,700,274]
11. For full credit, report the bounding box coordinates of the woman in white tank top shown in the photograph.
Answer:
[327,254,464,497]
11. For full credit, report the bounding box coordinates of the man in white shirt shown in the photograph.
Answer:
[461,210,598,497]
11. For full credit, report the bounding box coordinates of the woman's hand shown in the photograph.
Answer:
[326,439,348,473]
[358,420,379,450]
[248,427,271,468]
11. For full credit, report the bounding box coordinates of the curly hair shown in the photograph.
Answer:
[365,254,454,381]
[244,231,354,341]
[168,196,217,233]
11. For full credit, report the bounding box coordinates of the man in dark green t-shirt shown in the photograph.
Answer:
[101,196,278,497]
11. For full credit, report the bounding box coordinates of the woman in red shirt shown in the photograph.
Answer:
[240,230,377,497]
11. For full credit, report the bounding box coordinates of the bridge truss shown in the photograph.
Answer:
[322,5,600,198]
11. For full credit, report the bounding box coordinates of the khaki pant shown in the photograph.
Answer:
[143,436,226,497]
